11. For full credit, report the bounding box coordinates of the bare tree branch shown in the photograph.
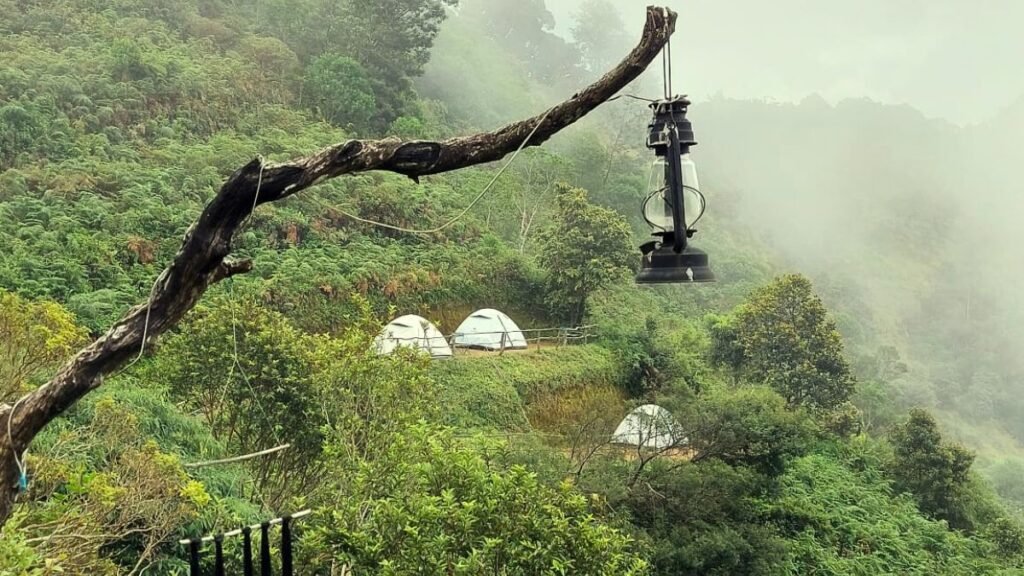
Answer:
[0,6,677,524]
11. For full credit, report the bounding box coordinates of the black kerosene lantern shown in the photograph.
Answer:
[635,96,716,284]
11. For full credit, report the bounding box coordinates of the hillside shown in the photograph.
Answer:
[2,1,1024,574]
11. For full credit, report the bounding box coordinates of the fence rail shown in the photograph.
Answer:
[376,325,598,356]
[180,510,311,576]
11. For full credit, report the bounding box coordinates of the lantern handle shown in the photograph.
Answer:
[667,126,687,253]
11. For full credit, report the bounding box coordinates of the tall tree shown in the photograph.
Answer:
[463,0,579,84]
[509,149,567,253]
[711,274,856,411]
[537,184,634,325]
[0,7,679,526]
[333,0,458,125]
[889,408,976,530]
[573,0,632,73]
[259,0,457,126]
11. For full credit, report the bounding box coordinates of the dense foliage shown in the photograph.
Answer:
[4,0,1024,574]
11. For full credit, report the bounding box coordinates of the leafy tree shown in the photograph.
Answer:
[537,184,633,324]
[888,408,975,530]
[150,294,324,505]
[0,290,88,402]
[304,54,376,132]
[854,379,904,433]
[306,298,436,464]
[705,314,745,385]
[986,516,1024,561]
[509,149,568,253]
[711,274,856,412]
[986,458,1024,511]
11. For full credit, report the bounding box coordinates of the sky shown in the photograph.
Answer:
[548,0,1024,126]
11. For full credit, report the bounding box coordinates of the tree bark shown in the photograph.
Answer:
[0,6,677,525]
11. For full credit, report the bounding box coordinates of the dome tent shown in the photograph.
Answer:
[374,314,452,358]
[611,404,685,449]
[453,308,528,351]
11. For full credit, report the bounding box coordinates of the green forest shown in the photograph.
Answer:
[3,0,1024,574]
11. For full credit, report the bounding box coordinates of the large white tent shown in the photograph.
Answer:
[611,404,685,449]
[374,314,452,358]
[453,308,528,351]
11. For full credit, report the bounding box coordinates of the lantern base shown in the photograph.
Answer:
[636,243,716,284]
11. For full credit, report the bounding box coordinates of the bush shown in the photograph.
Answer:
[306,425,649,575]
[622,459,785,576]
[770,454,1002,574]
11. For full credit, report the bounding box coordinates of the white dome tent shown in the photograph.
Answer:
[611,404,685,450]
[374,314,452,359]
[453,308,528,351]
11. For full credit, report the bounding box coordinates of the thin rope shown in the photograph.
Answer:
[224,163,283,447]
[607,93,658,103]
[123,274,160,371]
[335,108,554,235]
[184,443,291,468]
[225,280,283,447]
[661,46,669,99]
[6,395,27,492]
[124,159,266,372]
[249,162,265,218]
[666,31,674,97]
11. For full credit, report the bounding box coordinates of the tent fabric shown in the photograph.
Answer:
[453,309,528,351]
[611,404,685,449]
[374,314,452,358]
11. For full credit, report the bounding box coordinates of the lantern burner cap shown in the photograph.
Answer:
[648,96,696,151]
[636,242,716,284]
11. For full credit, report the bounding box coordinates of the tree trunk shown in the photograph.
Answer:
[0,7,677,526]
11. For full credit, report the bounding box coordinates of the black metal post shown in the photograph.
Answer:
[667,127,687,253]
[189,539,202,576]
[242,526,254,576]
[260,522,273,576]
[214,534,225,576]
[281,515,294,576]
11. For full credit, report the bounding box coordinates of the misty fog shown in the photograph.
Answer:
[550,0,1024,126]
[425,0,1024,458]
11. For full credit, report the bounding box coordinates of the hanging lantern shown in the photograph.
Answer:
[636,96,716,284]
